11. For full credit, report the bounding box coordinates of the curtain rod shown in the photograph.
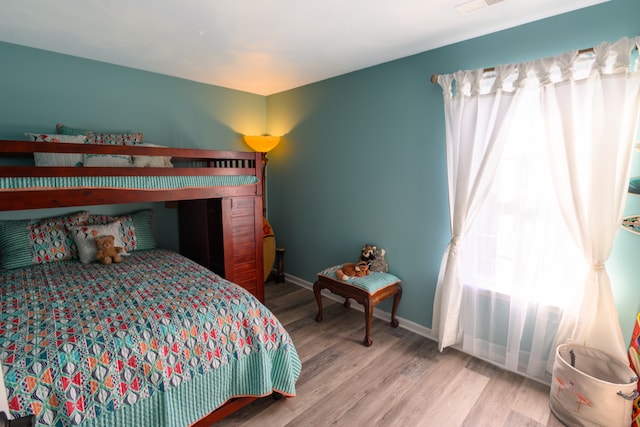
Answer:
[430,47,600,84]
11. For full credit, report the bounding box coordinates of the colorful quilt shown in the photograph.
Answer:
[629,312,640,426]
[0,249,300,426]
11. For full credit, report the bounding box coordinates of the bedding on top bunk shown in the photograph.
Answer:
[0,175,259,192]
[3,130,261,196]
[0,249,301,426]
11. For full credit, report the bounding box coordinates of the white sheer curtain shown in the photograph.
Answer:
[459,76,585,380]
[433,36,640,381]
[431,67,521,350]
[541,37,640,364]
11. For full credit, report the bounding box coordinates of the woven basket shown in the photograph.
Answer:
[550,343,638,426]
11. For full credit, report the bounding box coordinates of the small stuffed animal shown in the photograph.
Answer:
[360,244,377,267]
[335,261,370,281]
[94,235,124,264]
[370,248,388,273]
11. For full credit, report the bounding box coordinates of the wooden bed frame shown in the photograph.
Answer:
[0,140,263,210]
[0,139,268,425]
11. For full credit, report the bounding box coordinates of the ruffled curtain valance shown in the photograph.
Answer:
[440,36,639,99]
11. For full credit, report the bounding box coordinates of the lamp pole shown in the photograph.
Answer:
[243,135,281,219]
[260,151,268,217]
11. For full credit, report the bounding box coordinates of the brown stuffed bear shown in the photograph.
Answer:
[335,261,370,281]
[94,235,124,264]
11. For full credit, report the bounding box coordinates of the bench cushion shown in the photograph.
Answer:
[318,265,401,295]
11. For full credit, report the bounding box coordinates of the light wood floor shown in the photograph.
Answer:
[213,280,565,427]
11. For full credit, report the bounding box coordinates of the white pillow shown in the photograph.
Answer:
[24,133,86,167]
[132,143,173,168]
[68,221,127,264]
[83,153,132,167]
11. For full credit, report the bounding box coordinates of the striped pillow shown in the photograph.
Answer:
[130,210,156,251]
[0,211,89,269]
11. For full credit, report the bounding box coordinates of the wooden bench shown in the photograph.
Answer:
[313,265,402,346]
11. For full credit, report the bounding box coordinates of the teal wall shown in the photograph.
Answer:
[0,0,639,343]
[266,0,640,342]
[0,41,268,251]
[0,41,267,148]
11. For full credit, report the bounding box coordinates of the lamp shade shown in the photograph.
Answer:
[243,135,281,153]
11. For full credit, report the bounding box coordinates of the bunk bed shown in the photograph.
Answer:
[0,140,301,426]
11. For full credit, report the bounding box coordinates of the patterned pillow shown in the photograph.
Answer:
[85,131,143,146]
[24,133,86,167]
[0,211,89,269]
[82,131,143,166]
[68,221,127,264]
[85,209,155,252]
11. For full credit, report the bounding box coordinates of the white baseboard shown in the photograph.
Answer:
[282,273,438,342]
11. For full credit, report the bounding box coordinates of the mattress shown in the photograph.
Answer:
[0,175,259,192]
[0,249,300,426]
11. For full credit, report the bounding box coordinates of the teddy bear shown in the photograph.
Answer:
[94,235,124,264]
[335,261,370,281]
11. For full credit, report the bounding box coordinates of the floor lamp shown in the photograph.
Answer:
[243,135,281,216]
[243,135,282,282]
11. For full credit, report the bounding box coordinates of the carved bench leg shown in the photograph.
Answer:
[363,297,374,347]
[390,286,402,328]
[313,280,324,322]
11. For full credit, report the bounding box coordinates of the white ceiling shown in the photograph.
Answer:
[0,0,608,95]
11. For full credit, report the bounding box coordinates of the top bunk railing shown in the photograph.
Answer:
[0,140,263,210]
[0,140,259,174]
